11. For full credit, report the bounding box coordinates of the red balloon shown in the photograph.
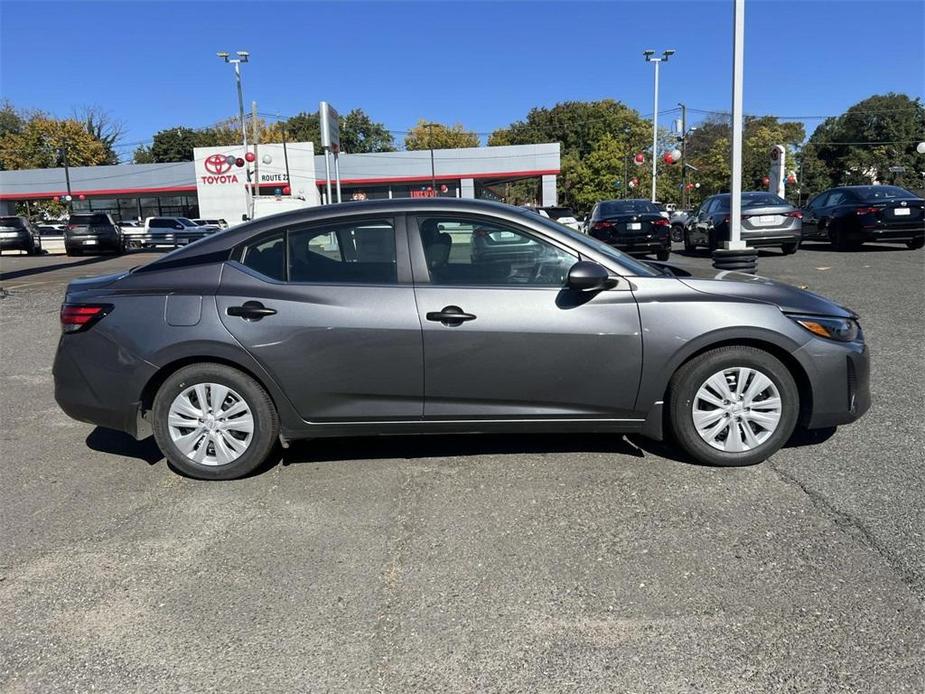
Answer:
[245,151,256,162]
[78,194,86,200]
[52,196,59,202]
[634,153,645,165]
[762,176,770,186]
[662,152,673,164]
[282,185,291,195]
[235,157,245,167]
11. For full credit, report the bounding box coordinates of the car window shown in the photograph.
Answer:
[826,191,848,207]
[69,214,109,225]
[0,216,25,229]
[852,185,917,201]
[288,219,397,284]
[599,200,661,216]
[241,234,286,281]
[417,217,577,287]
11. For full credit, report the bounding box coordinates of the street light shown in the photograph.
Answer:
[643,49,675,203]
[217,50,250,149]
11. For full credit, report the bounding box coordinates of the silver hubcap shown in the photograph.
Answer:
[692,367,782,453]
[167,383,254,466]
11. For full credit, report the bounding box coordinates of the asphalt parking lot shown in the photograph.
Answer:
[1,242,923,692]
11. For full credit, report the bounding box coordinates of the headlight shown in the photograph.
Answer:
[788,314,860,342]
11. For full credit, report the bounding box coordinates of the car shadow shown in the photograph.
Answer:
[0,253,123,282]
[281,432,647,467]
[86,427,163,465]
[672,248,785,259]
[798,242,909,253]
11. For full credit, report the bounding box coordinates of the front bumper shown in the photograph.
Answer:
[793,335,871,429]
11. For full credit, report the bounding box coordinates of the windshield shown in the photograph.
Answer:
[853,185,918,201]
[600,200,661,216]
[517,209,659,277]
[178,218,199,227]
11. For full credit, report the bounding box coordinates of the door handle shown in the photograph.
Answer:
[426,305,476,326]
[227,301,277,321]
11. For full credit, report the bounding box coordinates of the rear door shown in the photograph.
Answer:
[409,214,642,419]
[217,215,423,422]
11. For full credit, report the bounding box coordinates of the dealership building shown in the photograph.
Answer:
[0,143,561,222]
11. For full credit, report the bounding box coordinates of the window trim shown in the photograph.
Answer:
[231,214,410,286]
[407,212,581,289]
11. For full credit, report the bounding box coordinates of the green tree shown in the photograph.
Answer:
[0,116,109,170]
[72,106,124,165]
[488,99,650,159]
[0,100,25,170]
[404,120,479,150]
[144,126,222,162]
[801,93,925,194]
[280,108,394,154]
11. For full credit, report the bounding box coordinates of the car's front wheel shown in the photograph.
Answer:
[906,237,924,250]
[152,364,279,480]
[667,346,799,467]
[781,242,799,255]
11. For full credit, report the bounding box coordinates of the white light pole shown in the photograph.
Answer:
[643,49,674,202]
[727,1,747,251]
[217,51,250,149]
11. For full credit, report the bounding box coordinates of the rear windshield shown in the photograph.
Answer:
[852,185,919,201]
[713,193,789,210]
[538,207,577,220]
[69,214,109,225]
[0,216,25,228]
[599,200,661,216]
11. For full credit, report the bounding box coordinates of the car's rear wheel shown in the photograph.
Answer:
[683,230,696,253]
[781,242,799,255]
[667,346,799,467]
[906,237,924,250]
[656,249,670,261]
[152,364,279,480]
[66,246,82,257]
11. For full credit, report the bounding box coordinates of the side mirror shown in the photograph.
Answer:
[567,261,614,291]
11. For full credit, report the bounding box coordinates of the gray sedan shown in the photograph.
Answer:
[53,198,869,479]
[685,192,803,254]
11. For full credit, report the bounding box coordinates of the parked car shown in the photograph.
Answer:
[669,208,694,242]
[684,192,802,255]
[193,218,229,230]
[143,217,220,247]
[64,213,124,256]
[0,215,43,255]
[801,185,924,251]
[527,207,584,232]
[587,199,672,260]
[53,198,869,480]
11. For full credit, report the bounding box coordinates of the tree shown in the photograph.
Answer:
[144,126,222,162]
[340,109,395,153]
[0,116,109,170]
[801,93,925,194]
[72,106,124,165]
[404,120,479,150]
[0,100,25,170]
[489,100,650,159]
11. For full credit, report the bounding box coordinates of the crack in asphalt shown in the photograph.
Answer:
[768,460,924,602]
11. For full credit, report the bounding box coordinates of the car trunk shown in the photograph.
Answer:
[862,199,924,226]
[739,205,797,233]
[591,214,666,244]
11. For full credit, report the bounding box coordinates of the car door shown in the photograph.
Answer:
[409,214,642,419]
[801,193,825,239]
[217,215,424,422]
[694,198,716,242]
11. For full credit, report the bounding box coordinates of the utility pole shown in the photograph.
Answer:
[643,49,675,203]
[217,51,249,149]
[679,102,687,209]
[58,143,72,212]
[280,120,291,191]
[427,122,437,192]
[728,0,745,251]
[252,100,259,217]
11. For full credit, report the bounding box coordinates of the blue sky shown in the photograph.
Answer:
[1,0,923,158]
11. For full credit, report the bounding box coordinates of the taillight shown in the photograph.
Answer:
[60,303,112,333]
[653,218,670,227]
[786,210,803,219]
[591,221,615,230]
[67,224,76,231]
[855,207,879,216]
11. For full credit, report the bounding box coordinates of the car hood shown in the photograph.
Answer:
[651,263,854,318]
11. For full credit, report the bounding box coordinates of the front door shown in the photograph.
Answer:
[217,216,423,422]
[409,214,642,419]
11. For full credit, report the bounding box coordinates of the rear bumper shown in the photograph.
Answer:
[53,331,156,439]
[741,231,801,247]
[793,336,871,429]
[0,236,31,250]
[64,235,121,251]
[608,238,671,253]
[859,225,924,242]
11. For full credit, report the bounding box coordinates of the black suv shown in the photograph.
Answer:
[65,213,124,256]
[802,185,924,251]
[0,216,43,255]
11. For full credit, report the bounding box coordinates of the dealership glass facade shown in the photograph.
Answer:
[70,194,199,222]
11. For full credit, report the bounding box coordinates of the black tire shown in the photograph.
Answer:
[152,363,280,480]
[906,237,924,250]
[667,346,799,467]
[707,231,719,253]
[832,229,860,252]
[671,224,684,243]
[66,246,82,257]
[655,249,671,261]
[683,230,696,253]
[781,242,799,255]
